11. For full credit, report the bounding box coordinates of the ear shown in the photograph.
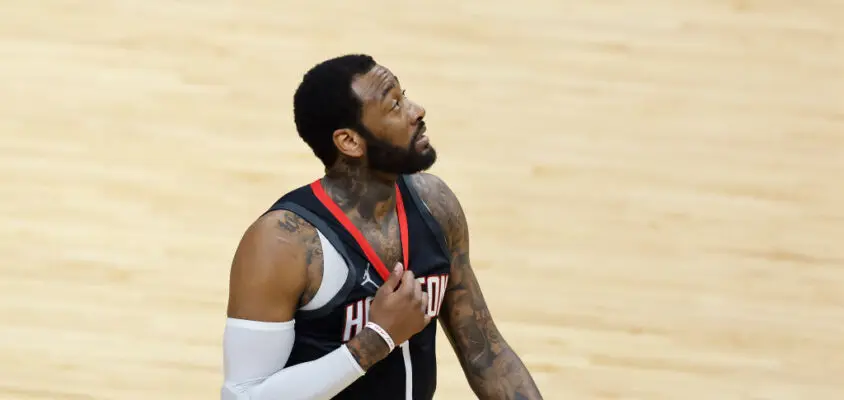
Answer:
[332,128,365,158]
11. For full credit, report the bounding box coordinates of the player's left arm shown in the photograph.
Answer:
[410,173,543,400]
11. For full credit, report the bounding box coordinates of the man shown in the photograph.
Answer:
[221,54,543,400]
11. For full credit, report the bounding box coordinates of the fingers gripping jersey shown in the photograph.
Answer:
[264,174,451,400]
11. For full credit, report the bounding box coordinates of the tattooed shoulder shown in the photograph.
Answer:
[271,210,324,308]
[407,173,468,252]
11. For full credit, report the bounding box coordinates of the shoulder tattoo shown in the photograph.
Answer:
[408,173,468,253]
[275,210,324,308]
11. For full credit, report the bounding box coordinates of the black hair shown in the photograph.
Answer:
[293,54,377,167]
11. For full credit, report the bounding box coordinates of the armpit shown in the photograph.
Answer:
[298,230,353,312]
[299,229,324,308]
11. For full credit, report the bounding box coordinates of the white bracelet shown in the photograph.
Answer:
[365,322,395,352]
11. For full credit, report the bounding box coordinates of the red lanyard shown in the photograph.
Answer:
[310,179,409,281]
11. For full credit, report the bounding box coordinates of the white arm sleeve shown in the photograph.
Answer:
[221,318,365,400]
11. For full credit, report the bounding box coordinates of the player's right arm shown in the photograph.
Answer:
[222,209,430,400]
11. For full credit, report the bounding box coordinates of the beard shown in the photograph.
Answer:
[356,123,437,175]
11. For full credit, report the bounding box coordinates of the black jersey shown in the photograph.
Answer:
[265,174,452,400]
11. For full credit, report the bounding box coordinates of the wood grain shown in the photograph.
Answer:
[1,1,842,398]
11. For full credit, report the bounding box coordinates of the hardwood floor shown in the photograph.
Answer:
[1,1,842,398]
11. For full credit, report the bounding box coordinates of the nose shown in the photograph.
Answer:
[410,101,426,124]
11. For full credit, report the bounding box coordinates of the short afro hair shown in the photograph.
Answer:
[293,54,377,167]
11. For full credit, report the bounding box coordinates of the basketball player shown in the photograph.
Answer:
[221,54,543,400]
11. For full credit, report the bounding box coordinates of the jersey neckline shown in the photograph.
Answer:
[309,179,410,282]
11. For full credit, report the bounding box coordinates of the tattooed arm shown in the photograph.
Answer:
[228,206,436,369]
[227,210,321,323]
[222,210,390,400]
[227,209,391,370]
[410,173,543,400]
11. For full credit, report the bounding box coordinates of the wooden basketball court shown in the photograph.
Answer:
[2,1,843,398]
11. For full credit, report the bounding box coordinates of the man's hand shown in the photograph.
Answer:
[369,263,432,343]
[409,173,543,400]
[346,263,432,370]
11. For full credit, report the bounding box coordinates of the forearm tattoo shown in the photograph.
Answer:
[410,173,543,400]
[346,328,392,371]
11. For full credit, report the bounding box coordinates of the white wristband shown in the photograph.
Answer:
[365,322,395,352]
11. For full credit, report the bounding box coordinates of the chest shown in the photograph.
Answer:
[350,214,404,269]
[292,203,452,341]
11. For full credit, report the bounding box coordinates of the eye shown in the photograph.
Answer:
[391,90,406,111]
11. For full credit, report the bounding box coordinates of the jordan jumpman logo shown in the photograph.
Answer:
[360,263,379,290]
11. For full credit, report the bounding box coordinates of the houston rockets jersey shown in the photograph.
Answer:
[264,174,452,400]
